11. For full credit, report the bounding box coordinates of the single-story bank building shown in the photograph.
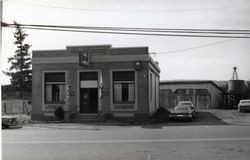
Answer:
[32,45,160,122]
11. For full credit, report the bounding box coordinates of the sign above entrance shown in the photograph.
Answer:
[80,80,98,88]
[79,50,89,67]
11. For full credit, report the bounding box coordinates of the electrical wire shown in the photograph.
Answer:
[156,39,234,55]
[2,22,250,38]
[5,23,250,33]
[1,21,246,55]
[6,26,250,39]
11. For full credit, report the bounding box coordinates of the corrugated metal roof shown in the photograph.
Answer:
[160,80,225,93]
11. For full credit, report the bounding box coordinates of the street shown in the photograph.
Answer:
[2,124,250,160]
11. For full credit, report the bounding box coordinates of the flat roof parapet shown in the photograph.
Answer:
[110,47,148,55]
[67,45,112,56]
[32,50,69,58]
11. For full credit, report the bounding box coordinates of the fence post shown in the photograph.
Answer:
[4,102,7,114]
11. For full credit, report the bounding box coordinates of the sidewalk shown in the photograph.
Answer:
[24,123,108,130]
[10,109,250,130]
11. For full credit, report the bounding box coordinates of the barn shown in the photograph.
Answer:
[160,80,224,109]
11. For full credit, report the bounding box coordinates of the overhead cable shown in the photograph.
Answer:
[5,23,250,34]
[156,39,234,55]
[2,22,250,39]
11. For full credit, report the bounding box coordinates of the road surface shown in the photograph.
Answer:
[2,124,250,160]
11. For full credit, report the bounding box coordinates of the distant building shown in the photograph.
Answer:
[32,45,160,122]
[160,80,224,109]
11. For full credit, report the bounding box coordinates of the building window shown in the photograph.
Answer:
[113,71,135,104]
[150,73,153,101]
[44,72,66,103]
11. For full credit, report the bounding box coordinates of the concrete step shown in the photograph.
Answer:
[72,113,98,117]
[72,118,98,120]
[73,115,98,118]
[71,119,100,123]
[71,113,99,123]
[72,116,99,119]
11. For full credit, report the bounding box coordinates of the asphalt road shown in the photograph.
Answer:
[2,124,250,160]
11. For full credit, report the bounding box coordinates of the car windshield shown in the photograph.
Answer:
[174,107,189,111]
[241,101,250,104]
[179,102,192,105]
[180,102,191,105]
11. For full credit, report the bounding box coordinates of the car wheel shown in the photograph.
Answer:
[2,124,8,129]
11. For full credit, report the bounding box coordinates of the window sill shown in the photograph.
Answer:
[113,102,135,105]
[45,102,65,104]
[112,104,137,111]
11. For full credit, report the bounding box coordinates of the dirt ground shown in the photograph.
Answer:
[5,109,250,129]
[204,109,250,125]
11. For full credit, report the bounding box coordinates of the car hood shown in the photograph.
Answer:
[171,110,190,114]
[2,115,17,119]
[239,103,250,106]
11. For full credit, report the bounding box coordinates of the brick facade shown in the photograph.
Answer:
[32,45,160,122]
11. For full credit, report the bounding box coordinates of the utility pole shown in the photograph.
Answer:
[0,1,3,158]
[0,1,2,53]
[0,1,3,101]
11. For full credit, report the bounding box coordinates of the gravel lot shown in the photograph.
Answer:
[206,109,250,126]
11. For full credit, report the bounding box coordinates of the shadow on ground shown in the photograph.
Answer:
[16,109,229,130]
[141,111,228,129]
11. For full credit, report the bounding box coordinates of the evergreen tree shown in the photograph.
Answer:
[4,22,32,98]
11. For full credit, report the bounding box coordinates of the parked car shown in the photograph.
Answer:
[2,115,20,129]
[178,101,194,110]
[238,99,250,112]
[169,101,196,121]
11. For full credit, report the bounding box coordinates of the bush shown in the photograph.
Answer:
[54,107,64,121]
[150,107,170,123]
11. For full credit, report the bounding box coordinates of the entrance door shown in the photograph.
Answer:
[79,72,98,113]
[80,88,98,113]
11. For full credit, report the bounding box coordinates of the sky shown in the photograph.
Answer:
[1,0,250,85]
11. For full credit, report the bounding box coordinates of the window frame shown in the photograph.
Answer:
[112,71,135,104]
[43,71,67,106]
[110,69,138,111]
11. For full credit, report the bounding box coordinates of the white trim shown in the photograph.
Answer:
[42,70,68,111]
[113,81,135,83]
[33,57,77,64]
[32,55,150,64]
[148,70,157,115]
[110,69,138,111]
[45,82,65,85]
[149,63,160,75]
[93,55,150,62]
[80,80,98,88]
[44,112,55,117]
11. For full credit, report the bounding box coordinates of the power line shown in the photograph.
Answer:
[156,39,234,55]
[1,21,246,56]
[5,22,250,33]
[6,23,250,35]
[2,22,250,38]
[12,26,250,39]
